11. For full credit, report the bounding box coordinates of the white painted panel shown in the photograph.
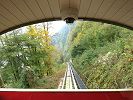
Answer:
[59,0,69,10]
[36,0,52,18]
[70,0,80,9]
[0,0,28,22]
[24,0,44,19]
[95,0,115,18]
[86,0,104,17]
[0,6,18,25]
[48,0,61,18]
[11,0,36,20]
[112,0,133,21]
[78,0,92,17]
[103,0,127,19]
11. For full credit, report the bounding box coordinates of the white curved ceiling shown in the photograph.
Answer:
[0,0,133,35]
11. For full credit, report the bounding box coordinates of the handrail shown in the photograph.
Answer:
[69,62,87,89]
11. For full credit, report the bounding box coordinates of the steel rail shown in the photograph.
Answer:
[58,62,87,89]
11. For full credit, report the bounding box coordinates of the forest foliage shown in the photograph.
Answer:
[0,24,65,88]
[66,21,133,89]
[0,20,133,89]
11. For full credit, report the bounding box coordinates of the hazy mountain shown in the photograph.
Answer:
[51,23,75,51]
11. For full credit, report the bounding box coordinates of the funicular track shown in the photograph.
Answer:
[58,62,87,89]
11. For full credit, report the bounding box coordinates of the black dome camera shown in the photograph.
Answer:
[64,17,75,24]
[61,8,78,24]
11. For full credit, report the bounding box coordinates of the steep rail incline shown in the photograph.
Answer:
[58,62,87,89]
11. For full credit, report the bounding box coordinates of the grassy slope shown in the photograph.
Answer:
[35,63,66,89]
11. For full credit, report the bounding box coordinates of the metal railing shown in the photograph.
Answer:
[58,62,87,89]
[69,62,87,89]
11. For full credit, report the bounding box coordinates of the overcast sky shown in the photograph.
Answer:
[49,21,66,35]
[3,21,66,36]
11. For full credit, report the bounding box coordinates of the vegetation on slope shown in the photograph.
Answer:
[0,24,66,88]
[66,21,133,89]
[1,20,133,89]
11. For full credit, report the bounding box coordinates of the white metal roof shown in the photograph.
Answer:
[0,0,133,34]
